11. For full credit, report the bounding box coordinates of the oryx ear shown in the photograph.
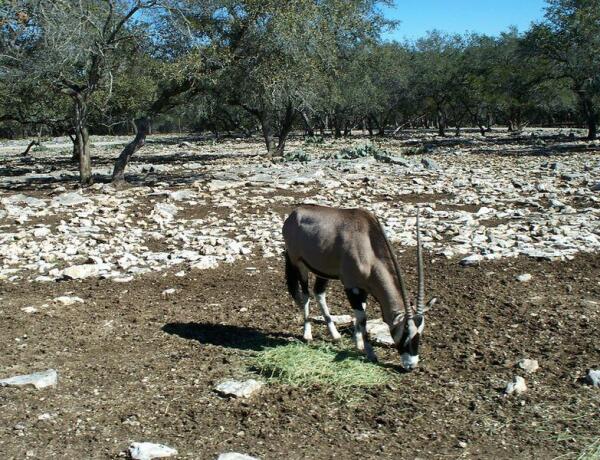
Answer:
[423,297,437,313]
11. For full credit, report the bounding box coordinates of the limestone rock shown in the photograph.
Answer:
[63,264,110,280]
[0,369,57,389]
[366,318,394,346]
[128,442,178,460]
[518,359,539,374]
[516,274,532,283]
[460,254,483,266]
[215,379,263,398]
[217,454,259,460]
[505,376,527,395]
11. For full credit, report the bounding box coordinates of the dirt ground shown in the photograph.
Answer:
[0,131,599,459]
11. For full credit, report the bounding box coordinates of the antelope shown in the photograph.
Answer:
[282,204,436,370]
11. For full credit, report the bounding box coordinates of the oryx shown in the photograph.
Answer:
[282,204,436,370]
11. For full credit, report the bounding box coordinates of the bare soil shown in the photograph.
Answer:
[0,245,598,459]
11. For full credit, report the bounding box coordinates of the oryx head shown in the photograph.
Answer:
[391,209,437,371]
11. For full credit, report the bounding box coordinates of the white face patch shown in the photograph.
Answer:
[401,353,419,369]
[417,317,425,334]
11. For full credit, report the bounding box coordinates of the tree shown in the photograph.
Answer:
[527,0,600,139]
[1,0,163,184]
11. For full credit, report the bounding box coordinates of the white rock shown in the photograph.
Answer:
[505,376,527,395]
[518,359,539,374]
[366,318,394,346]
[169,189,196,201]
[128,442,178,460]
[62,263,110,280]
[217,454,259,460]
[33,228,51,238]
[53,296,84,306]
[516,273,532,283]
[52,192,90,207]
[192,256,219,270]
[460,254,483,266]
[585,369,600,387]
[0,369,57,389]
[215,379,263,398]
[162,288,177,298]
[312,314,353,325]
[21,306,38,314]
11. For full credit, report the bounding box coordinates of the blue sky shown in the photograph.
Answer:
[381,0,548,41]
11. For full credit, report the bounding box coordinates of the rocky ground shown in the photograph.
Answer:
[0,128,599,459]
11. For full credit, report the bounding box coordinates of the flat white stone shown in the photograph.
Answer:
[0,369,57,389]
[366,318,394,346]
[518,358,539,374]
[215,379,263,398]
[62,263,110,280]
[505,375,527,395]
[516,273,532,283]
[460,254,483,266]
[217,454,259,460]
[52,192,90,207]
[312,314,353,325]
[192,256,218,270]
[128,442,178,460]
[54,296,84,305]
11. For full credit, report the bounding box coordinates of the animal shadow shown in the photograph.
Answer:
[162,322,290,351]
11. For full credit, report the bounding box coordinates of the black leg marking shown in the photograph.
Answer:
[314,277,329,295]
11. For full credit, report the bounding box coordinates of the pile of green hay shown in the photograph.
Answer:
[253,341,393,395]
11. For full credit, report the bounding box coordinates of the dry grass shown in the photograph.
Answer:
[253,341,394,399]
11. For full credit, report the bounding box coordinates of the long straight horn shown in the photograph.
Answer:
[416,208,426,315]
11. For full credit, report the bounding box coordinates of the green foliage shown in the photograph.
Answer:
[333,142,388,159]
[253,342,393,397]
[304,135,325,146]
[283,149,312,162]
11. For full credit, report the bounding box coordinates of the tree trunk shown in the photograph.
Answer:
[274,104,295,157]
[581,96,598,140]
[259,114,276,155]
[112,118,151,183]
[437,110,446,137]
[73,97,92,185]
[21,139,39,156]
[300,111,314,137]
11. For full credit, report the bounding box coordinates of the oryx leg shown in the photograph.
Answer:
[314,277,341,341]
[293,267,312,341]
[345,287,377,362]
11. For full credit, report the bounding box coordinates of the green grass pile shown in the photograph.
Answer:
[253,341,393,395]
[577,439,600,460]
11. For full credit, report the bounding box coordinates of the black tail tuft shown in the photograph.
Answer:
[284,251,300,301]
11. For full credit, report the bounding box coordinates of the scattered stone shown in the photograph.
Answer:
[217,454,259,460]
[518,359,539,374]
[0,369,57,390]
[366,318,394,346]
[53,296,84,305]
[560,173,583,181]
[192,256,219,270]
[584,369,600,387]
[215,379,263,398]
[312,314,353,325]
[51,192,90,207]
[169,189,196,201]
[505,376,527,395]
[516,274,532,283]
[21,306,38,314]
[460,254,483,267]
[128,442,178,460]
[591,182,600,192]
[162,288,177,298]
[457,441,468,449]
[421,158,439,170]
[63,264,110,280]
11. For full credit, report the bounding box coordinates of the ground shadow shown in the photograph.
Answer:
[162,322,291,351]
